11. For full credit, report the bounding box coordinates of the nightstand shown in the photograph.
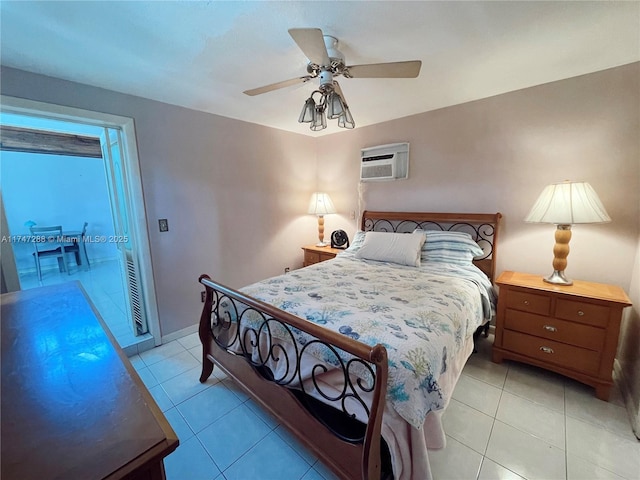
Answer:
[492,271,632,401]
[302,245,342,267]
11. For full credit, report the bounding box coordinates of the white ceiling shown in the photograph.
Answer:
[1,1,638,137]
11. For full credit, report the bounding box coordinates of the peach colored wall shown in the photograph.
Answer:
[0,67,318,338]
[138,112,317,336]
[317,63,639,291]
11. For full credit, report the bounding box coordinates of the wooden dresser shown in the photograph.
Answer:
[1,282,178,479]
[302,244,342,267]
[492,271,632,400]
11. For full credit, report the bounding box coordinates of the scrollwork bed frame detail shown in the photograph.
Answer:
[199,275,389,480]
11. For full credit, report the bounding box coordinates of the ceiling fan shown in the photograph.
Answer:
[243,28,422,130]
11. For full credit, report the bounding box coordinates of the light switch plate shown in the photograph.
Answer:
[158,219,169,232]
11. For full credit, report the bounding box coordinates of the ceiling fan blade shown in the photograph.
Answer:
[288,28,330,66]
[345,60,422,79]
[243,76,312,96]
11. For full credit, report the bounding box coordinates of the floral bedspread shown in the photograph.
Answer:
[240,254,494,429]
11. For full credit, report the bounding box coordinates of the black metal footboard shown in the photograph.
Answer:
[198,274,389,480]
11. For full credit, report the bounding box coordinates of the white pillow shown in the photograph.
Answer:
[355,231,426,267]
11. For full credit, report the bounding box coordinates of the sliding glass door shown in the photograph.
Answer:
[100,127,148,335]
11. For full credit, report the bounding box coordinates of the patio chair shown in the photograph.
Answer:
[30,225,70,281]
[64,222,90,269]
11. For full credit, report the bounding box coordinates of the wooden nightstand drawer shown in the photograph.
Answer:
[555,299,610,328]
[502,330,600,375]
[505,290,551,316]
[319,252,336,262]
[503,309,605,351]
[302,245,341,267]
[304,251,321,266]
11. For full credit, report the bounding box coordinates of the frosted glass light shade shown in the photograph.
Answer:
[298,97,316,123]
[307,192,336,216]
[310,106,327,131]
[326,91,345,119]
[525,181,611,225]
[338,105,355,129]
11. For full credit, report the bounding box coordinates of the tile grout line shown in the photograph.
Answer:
[477,362,508,480]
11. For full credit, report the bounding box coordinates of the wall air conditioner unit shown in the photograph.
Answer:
[360,142,409,182]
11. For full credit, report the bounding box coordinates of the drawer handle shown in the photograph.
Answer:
[539,346,554,354]
[577,310,585,316]
[523,300,530,306]
[543,325,557,332]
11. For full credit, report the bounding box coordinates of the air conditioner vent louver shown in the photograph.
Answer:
[125,252,147,335]
[362,163,394,179]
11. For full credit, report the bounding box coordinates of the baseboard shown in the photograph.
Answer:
[122,333,156,357]
[613,359,640,440]
[162,323,198,344]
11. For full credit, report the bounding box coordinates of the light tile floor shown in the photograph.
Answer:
[129,333,639,480]
[18,258,143,348]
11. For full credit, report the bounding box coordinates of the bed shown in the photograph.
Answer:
[198,211,501,480]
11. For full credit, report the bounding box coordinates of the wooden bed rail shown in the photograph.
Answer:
[198,274,390,480]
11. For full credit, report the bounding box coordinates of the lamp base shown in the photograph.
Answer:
[315,242,329,247]
[544,270,573,286]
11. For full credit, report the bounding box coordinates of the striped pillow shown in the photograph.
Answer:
[417,230,484,265]
[344,230,366,253]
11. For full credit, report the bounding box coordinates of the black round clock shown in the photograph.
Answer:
[330,230,350,249]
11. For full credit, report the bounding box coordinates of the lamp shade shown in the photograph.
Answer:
[307,192,336,216]
[298,97,316,123]
[326,91,345,119]
[524,181,611,225]
[337,105,355,129]
[310,106,327,131]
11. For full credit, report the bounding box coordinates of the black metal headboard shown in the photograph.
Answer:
[361,211,502,282]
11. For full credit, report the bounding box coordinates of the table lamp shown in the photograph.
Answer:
[307,192,336,247]
[525,180,610,285]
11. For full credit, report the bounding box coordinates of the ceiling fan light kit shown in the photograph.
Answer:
[243,28,422,131]
[300,88,353,131]
[298,83,354,131]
